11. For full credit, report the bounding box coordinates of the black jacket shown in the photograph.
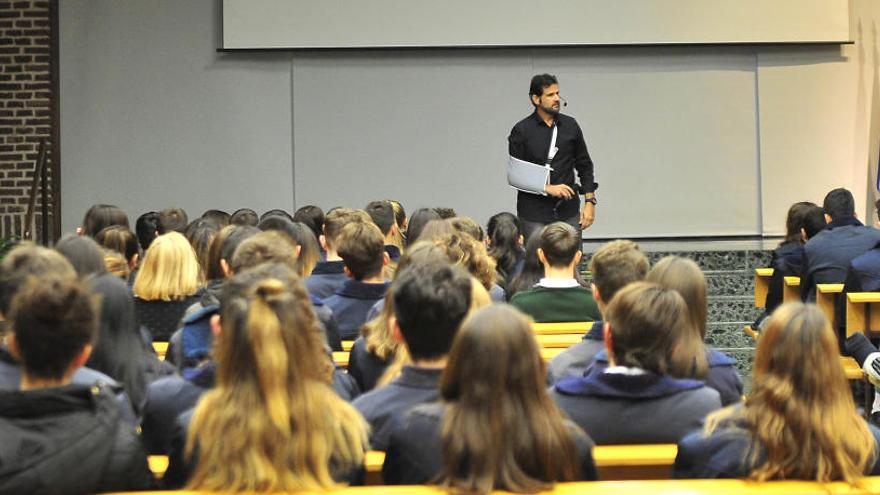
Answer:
[347,336,391,393]
[0,384,154,494]
[383,402,598,485]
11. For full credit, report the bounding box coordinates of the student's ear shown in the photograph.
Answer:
[343,265,354,279]
[318,234,329,251]
[800,227,808,242]
[210,314,222,338]
[220,258,233,278]
[517,234,524,247]
[382,252,390,267]
[129,253,139,270]
[294,245,302,259]
[6,333,20,359]
[824,213,832,224]
[71,344,92,371]
[537,248,548,266]
[603,322,615,366]
[573,250,583,264]
[76,226,84,236]
[389,315,405,344]
[591,284,603,306]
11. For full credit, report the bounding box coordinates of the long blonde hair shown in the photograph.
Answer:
[186,263,367,492]
[132,232,202,301]
[705,303,875,484]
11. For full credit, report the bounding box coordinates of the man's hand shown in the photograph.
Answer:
[580,202,595,230]
[544,184,575,199]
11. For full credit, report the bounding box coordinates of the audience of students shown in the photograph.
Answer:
[133,231,204,341]
[383,304,598,488]
[164,264,368,491]
[324,221,391,340]
[511,222,600,322]
[353,259,472,451]
[547,239,649,383]
[835,200,880,345]
[675,303,880,482]
[801,188,880,301]
[0,275,154,493]
[551,282,722,444]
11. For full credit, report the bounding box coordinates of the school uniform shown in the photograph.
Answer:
[347,337,392,393]
[510,278,600,323]
[306,260,348,300]
[324,279,391,340]
[547,321,605,384]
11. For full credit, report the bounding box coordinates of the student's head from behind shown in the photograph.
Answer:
[405,207,442,247]
[132,231,202,301]
[259,208,293,223]
[336,221,387,281]
[8,276,96,385]
[80,204,129,238]
[439,304,579,493]
[135,211,160,251]
[432,233,497,291]
[537,222,581,270]
[0,244,77,319]
[365,200,397,239]
[603,282,688,375]
[321,207,371,251]
[55,235,107,279]
[293,205,324,241]
[94,225,140,269]
[230,230,298,274]
[158,207,189,235]
[205,225,260,281]
[230,208,259,227]
[708,302,874,484]
[184,218,220,279]
[391,260,472,362]
[822,188,855,222]
[448,217,484,242]
[201,209,230,228]
[801,203,827,240]
[588,239,649,308]
[783,201,820,244]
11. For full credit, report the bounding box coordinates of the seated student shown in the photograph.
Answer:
[324,221,391,340]
[158,206,189,234]
[95,225,141,273]
[548,239,649,383]
[0,244,136,424]
[366,200,403,264]
[404,208,442,247]
[486,212,526,289]
[55,234,107,278]
[836,199,880,344]
[200,208,230,228]
[294,204,324,242]
[430,231,505,302]
[801,188,880,301]
[0,275,153,493]
[184,217,219,278]
[77,203,130,238]
[647,256,742,406]
[753,202,826,330]
[133,231,204,341]
[510,222,600,322]
[229,207,258,227]
[306,208,371,299]
[164,265,368,491]
[675,303,880,482]
[505,232,543,301]
[383,304,597,488]
[352,260,472,451]
[135,210,161,251]
[551,282,722,444]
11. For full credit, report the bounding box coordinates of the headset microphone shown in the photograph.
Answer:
[561,97,568,107]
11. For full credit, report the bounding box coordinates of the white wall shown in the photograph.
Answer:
[59,0,878,237]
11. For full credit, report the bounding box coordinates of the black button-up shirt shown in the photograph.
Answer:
[508,111,597,223]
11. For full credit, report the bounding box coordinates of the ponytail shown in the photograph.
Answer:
[247,279,291,434]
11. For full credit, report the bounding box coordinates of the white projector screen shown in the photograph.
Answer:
[223,0,850,49]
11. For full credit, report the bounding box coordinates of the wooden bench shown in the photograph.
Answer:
[536,333,584,348]
[117,476,880,494]
[783,276,801,304]
[742,327,861,380]
[342,340,355,352]
[532,321,593,335]
[152,342,168,361]
[846,292,880,338]
[816,283,843,326]
[754,267,773,308]
[148,455,168,478]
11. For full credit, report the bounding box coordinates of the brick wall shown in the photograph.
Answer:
[0,0,56,243]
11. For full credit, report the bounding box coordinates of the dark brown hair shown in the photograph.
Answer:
[441,304,579,493]
[94,225,140,265]
[230,230,297,274]
[539,222,580,268]
[81,204,129,238]
[336,221,385,281]
[322,207,371,248]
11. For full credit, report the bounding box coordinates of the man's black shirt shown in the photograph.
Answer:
[508,111,596,223]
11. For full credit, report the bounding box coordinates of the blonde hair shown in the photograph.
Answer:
[704,303,875,484]
[186,265,367,492]
[102,249,131,280]
[132,232,202,301]
[432,233,498,291]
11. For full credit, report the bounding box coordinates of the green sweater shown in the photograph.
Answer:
[510,286,601,323]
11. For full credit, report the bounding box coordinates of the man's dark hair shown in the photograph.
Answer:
[293,205,324,240]
[529,73,558,101]
[201,209,231,228]
[259,209,294,223]
[802,204,828,239]
[392,260,472,361]
[365,200,395,237]
[0,244,77,316]
[158,207,189,234]
[11,276,97,379]
[336,222,385,281]
[539,222,580,267]
[822,188,855,219]
[135,211,160,250]
[230,208,259,227]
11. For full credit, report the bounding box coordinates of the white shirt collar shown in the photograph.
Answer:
[536,277,580,289]
[604,366,648,376]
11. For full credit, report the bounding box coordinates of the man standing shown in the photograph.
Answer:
[509,73,598,242]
